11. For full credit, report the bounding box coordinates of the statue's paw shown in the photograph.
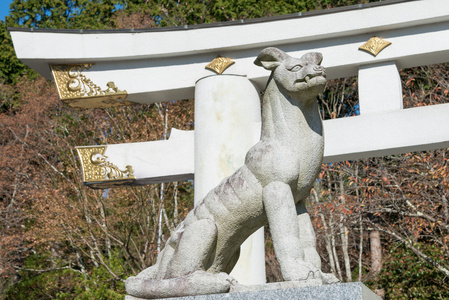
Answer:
[321,272,340,284]
[125,275,137,286]
[215,271,238,286]
[125,276,144,297]
[286,261,321,282]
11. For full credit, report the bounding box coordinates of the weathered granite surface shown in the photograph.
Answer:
[126,47,336,299]
[125,282,381,300]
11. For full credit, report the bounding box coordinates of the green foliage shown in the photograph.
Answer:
[5,249,126,299]
[197,0,310,23]
[368,243,449,300]
[122,0,381,26]
[5,251,80,299]
[0,21,36,84]
[309,0,379,8]
[110,0,312,27]
[72,251,126,300]
[0,79,19,112]
[6,0,383,29]
[2,0,127,83]
[7,0,125,29]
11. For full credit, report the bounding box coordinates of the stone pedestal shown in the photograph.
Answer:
[126,282,381,300]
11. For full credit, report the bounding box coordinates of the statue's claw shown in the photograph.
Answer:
[284,261,339,285]
[284,261,321,282]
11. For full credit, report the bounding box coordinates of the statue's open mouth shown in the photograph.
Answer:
[296,74,326,85]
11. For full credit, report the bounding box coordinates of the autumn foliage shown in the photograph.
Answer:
[1,0,449,299]
[0,75,195,298]
[306,65,449,298]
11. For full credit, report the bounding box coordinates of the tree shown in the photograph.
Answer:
[7,0,125,29]
[1,75,196,298]
[308,63,449,297]
[0,21,36,85]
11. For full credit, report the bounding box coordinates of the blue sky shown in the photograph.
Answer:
[0,1,12,22]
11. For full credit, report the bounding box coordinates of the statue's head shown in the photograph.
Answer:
[254,47,327,99]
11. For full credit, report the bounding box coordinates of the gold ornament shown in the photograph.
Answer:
[205,56,235,74]
[76,146,136,189]
[358,36,392,57]
[51,64,132,109]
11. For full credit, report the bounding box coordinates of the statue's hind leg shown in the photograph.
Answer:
[126,218,238,299]
[296,201,321,270]
[130,236,176,280]
[166,218,218,278]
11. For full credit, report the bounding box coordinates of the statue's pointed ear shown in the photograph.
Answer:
[301,52,323,65]
[254,47,288,71]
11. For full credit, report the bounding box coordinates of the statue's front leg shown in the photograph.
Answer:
[296,201,340,284]
[263,181,319,282]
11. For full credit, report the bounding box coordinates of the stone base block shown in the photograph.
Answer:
[125,282,381,300]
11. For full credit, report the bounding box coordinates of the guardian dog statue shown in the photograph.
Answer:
[126,47,336,299]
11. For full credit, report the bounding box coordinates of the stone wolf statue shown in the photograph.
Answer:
[126,47,337,299]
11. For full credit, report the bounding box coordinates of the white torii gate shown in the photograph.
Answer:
[10,0,449,285]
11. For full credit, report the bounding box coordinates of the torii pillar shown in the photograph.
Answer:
[195,72,265,284]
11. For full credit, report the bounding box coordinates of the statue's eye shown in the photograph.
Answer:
[289,65,302,72]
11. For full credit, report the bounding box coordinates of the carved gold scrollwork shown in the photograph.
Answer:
[76,146,136,189]
[51,64,133,109]
[358,36,392,57]
[205,56,235,74]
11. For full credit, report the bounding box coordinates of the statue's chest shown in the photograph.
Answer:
[294,133,324,197]
[245,140,302,187]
